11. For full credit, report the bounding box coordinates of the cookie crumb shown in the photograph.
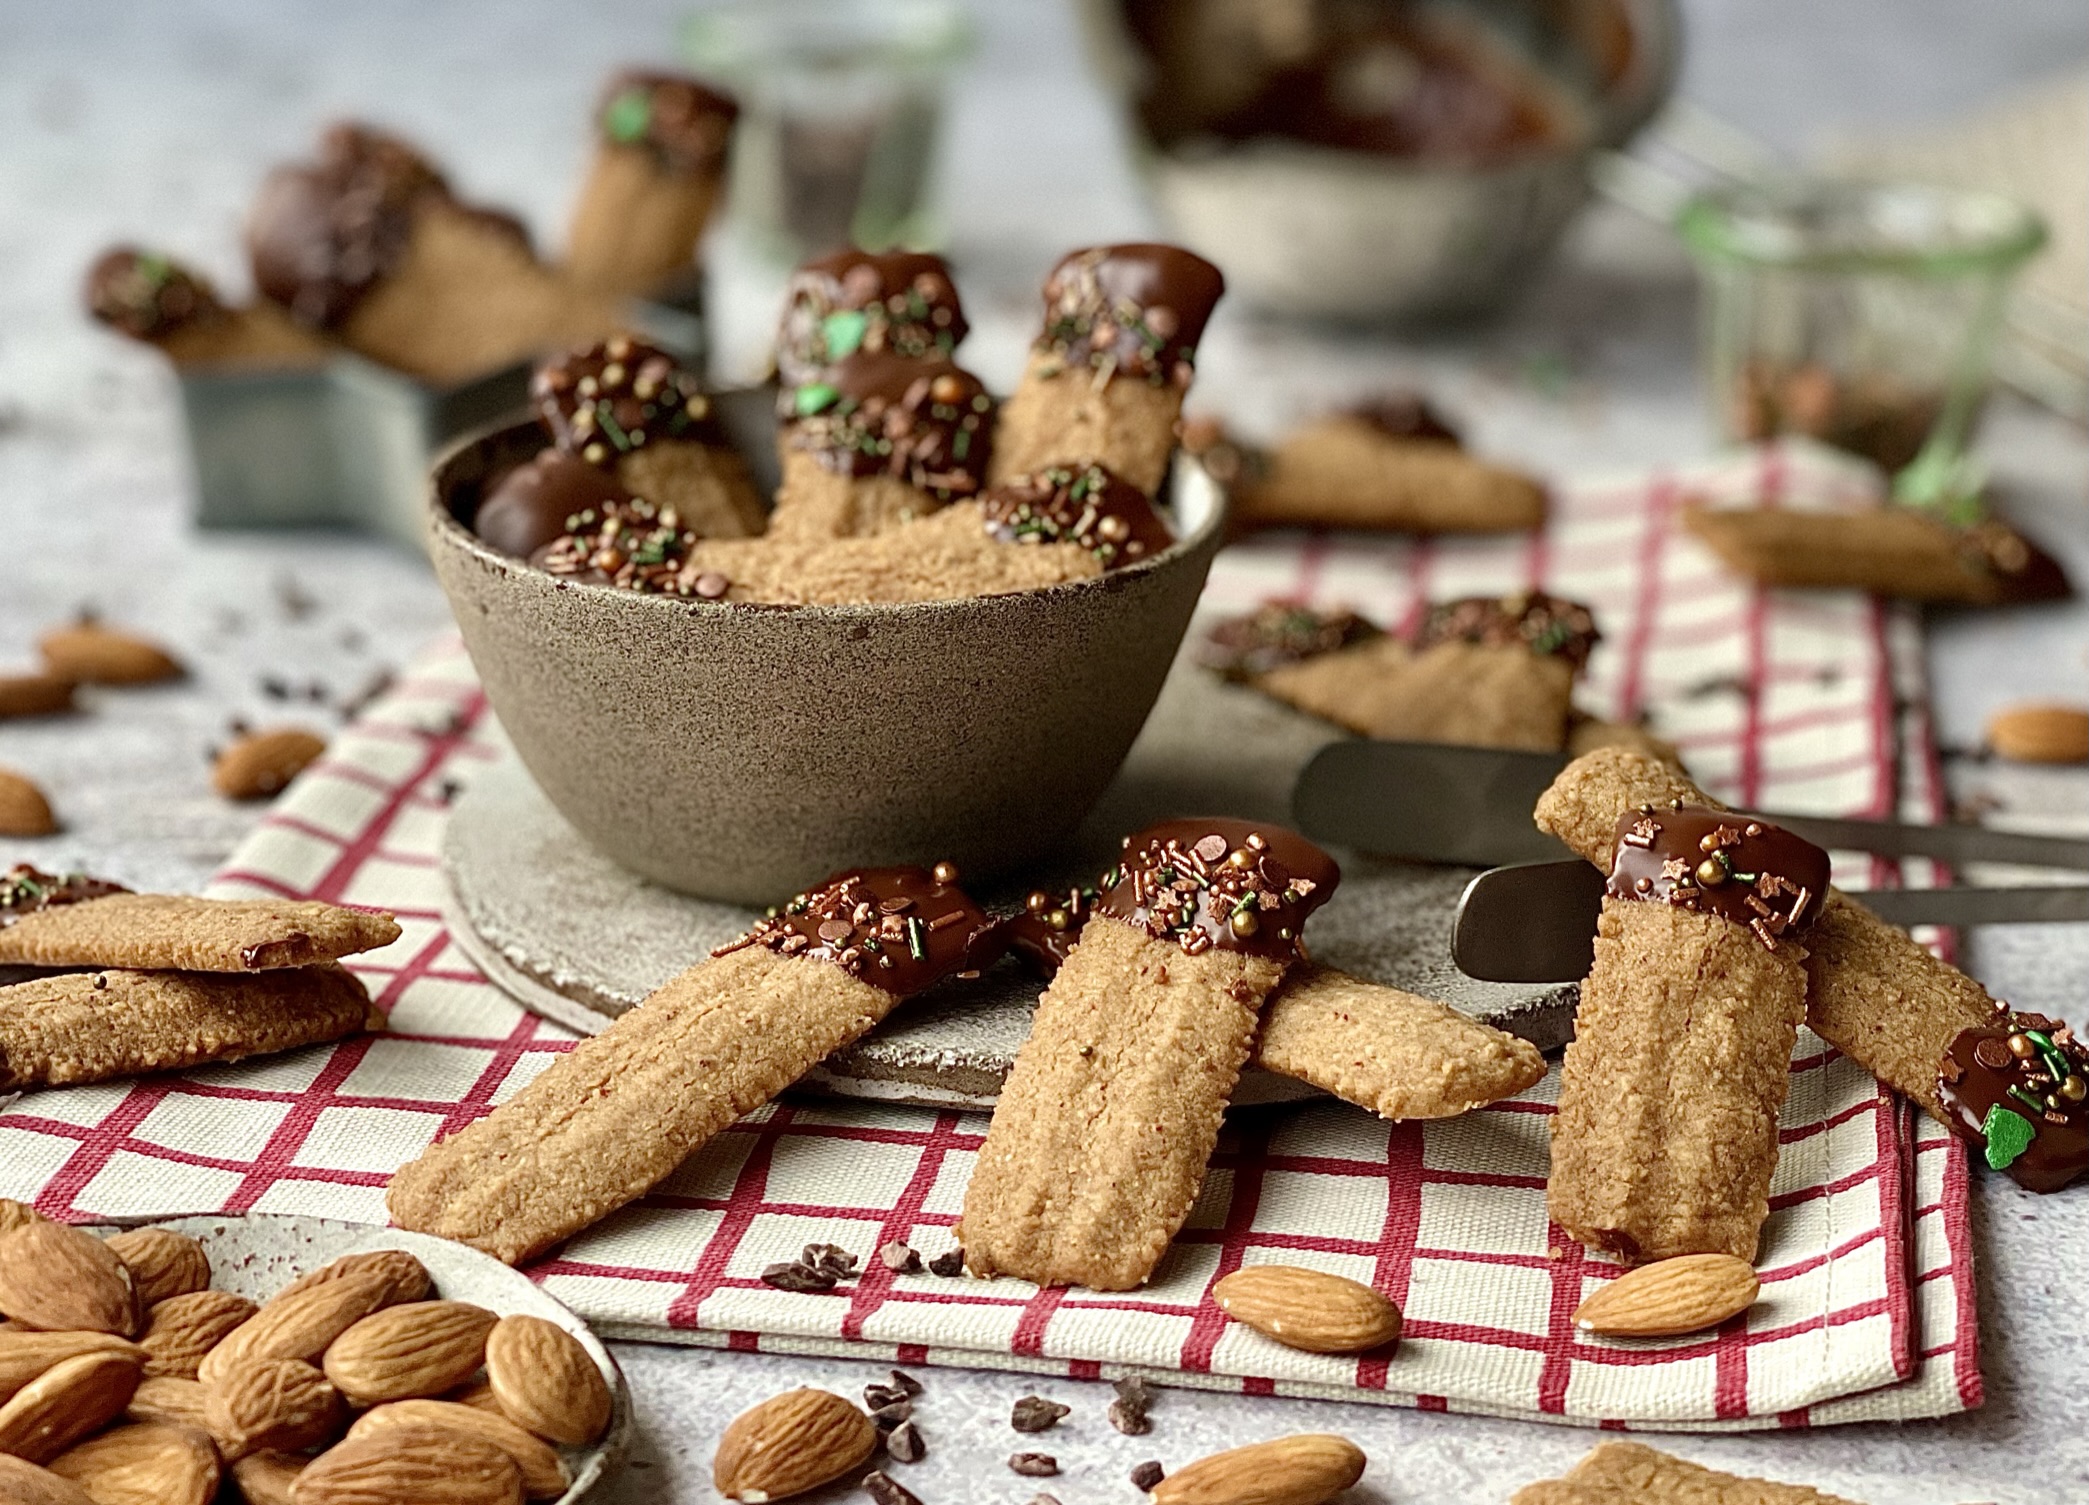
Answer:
[1131,1460,1165,1489]
[1010,1395,1070,1433]
[802,1242,859,1279]
[759,1260,834,1293]
[869,1400,912,1429]
[1109,1375,1154,1435]
[863,1469,921,1505]
[1008,1452,1059,1478]
[885,1419,926,1463]
[928,1248,965,1277]
[889,1367,924,1397]
[880,1240,922,1274]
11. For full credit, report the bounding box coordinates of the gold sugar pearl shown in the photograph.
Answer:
[1025,890,1050,913]
[1046,909,1071,932]
[1229,909,1260,939]
[1695,858,1728,887]
[1227,848,1253,869]
[2009,1033,2038,1059]
[931,860,960,886]
[2061,1075,2087,1103]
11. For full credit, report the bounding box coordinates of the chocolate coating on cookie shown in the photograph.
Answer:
[1961,521,2072,606]
[1097,818,1339,961]
[528,494,727,598]
[1196,603,1381,681]
[84,248,225,342]
[1350,392,1461,447]
[0,865,128,925]
[598,69,739,174]
[532,335,722,464]
[776,249,967,388]
[715,865,1004,996]
[1415,590,1599,672]
[787,351,994,502]
[1937,1005,2089,1192]
[1001,885,1099,978]
[474,448,630,559]
[1608,805,1829,951]
[981,464,1173,568]
[1033,243,1225,389]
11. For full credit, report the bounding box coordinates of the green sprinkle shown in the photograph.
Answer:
[595,404,631,451]
[906,915,927,962]
[1982,1103,2036,1171]
[794,383,840,416]
[136,253,172,286]
[604,88,653,143]
[821,309,868,360]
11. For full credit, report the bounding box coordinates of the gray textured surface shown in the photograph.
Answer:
[2,2,2087,1500]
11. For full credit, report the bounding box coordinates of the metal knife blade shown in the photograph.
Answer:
[1294,740,2089,872]
[1454,859,2089,983]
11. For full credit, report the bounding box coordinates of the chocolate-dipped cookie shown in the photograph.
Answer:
[980,463,1173,569]
[775,248,968,391]
[565,69,738,297]
[84,247,328,369]
[1937,1006,2088,1192]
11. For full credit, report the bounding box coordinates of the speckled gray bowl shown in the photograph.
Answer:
[427,392,1228,904]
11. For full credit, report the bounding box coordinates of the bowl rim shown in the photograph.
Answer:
[426,407,1231,622]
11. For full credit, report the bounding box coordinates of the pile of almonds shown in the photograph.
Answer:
[0,1201,611,1504]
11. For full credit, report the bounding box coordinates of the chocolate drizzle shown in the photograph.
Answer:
[786,352,994,502]
[1196,603,1381,680]
[713,865,1004,996]
[1096,818,1339,962]
[598,69,739,175]
[0,866,128,926]
[776,249,968,390]
[1415,590,1599,672]
[1607,805,1830,951]
[532,336,723,465]
[1349,392,1461,447]
[475,449,631,559]
[84,249,224,342]
[1032,244,1224,390]
[980,464,1173,569]
[1937,1005,2088,1192]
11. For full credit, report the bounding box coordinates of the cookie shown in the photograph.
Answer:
[979,463,1174,570]
[959,820,1337,1289]
[563,70,737,297]
[1934,1003,2088,1192]
[1195,602,1382,682]
[84,247,330,369]
[774,249,968,393]
[1252,966,1546,1120]
[0,966,375,1091]
[1683,503,2069,606]
[0,868,400,972]
[989,244,1225,496]
[1512,1441,1863,1505]
[1563,710,1683,768]
[389,866,1000,1264]
[1550,807,1826,1262]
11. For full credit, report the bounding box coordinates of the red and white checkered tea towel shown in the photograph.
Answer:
[0,440,1980,1427]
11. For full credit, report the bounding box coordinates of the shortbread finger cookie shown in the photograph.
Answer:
[1564,709,1684,769]
[1196,602,1383,681]
[1684,503,2070,606]
[0,966,375,1091]
[1252,966,1546,1119]
[84,248,329,369]
[979,463,1174,570]
[1512,1441,1863,1505]
[531,336,764,537]
[960,820,1338,1290]
[564,70,737,297]
[1531,748,1998,1125]
[389,866,999,1264]
[989,243,1225,495]
[770,353,995,539]
[775,248,968,392]
[0,866,399,971]
[1551,807,1828,1262]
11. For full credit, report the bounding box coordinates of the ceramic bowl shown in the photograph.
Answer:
[427,390,1228,904]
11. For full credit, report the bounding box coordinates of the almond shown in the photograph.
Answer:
[291,1424,522,1505]
[46,1421,219,1505]
[713,1387,877,1502]
[204,1357,343,1460]
[0,1349,142,1462]
[1210,1265,1402,1354]
[37,624,184,686]
[0,768,58,838]
[1571,1253,1760,1337]
[229,1451,308,1505]
[483,1313,612,1445]
[124,1376,212,1435]
[322,1300,497,1406]
[104,1229,211,1308]
[0,1454,97,1505]
[0,1331,145,1404]
[140,1289,257,1379]
[0,673,75,721]
[0,1201,45,1237]
[349,1399,569,1498]
[274,1250,432,1310]
[444,1378,508,1415]
[1149,1434,1367,1505]
[1988,703,2089,765]
[213,727,326,801]
[0,1221,140,1335]
[197,1270,394,1385]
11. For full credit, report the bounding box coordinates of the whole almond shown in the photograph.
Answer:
[322,1300,498,1406]
[484,1313,612,1445]
[229,1451,308,1505]
[0,1349,142,1462]
[292,1424,523,1505]
[213,727,326,800]
[713,1387,877,1502]
[124,1375,212,1434]
[0,1331,145,1404]
[1149,1434,1367,1505]
[0,1201,44,1237]
[204,1357,343,1459]
[1211,1266,1402,1354]
[275,1250,433,1309]
[104,1229,211,1307]
[0,673,75,720]
[47,1421,219,1505]
[1572,1253,1760,1337]
[0,1220,140,1335]
[0,1455,96,1505]
[1989,703,2089,765]
[197,1270,394,1385]
[0,768,58,837]
[38,624,184,686]
[350,1399,569,1498]
[139,1289,257,1378]
[445,1378,508,1415]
